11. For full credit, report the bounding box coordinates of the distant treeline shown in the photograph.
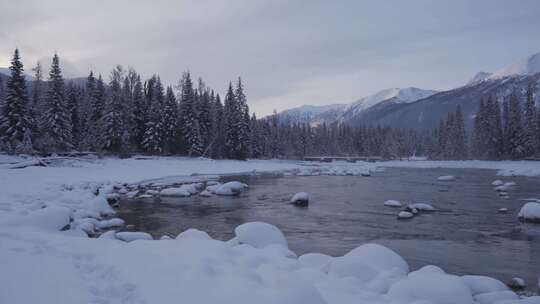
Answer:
[0,48,537,160]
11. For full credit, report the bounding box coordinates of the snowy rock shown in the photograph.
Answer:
[408,203,436,211]
[234,222,288,249]
[518,202,540,222]
[146,189,159,195]
[384,200,402,207]
[298,253,333,272]
[461,275,509,295]
[498,208,509,213]
[492,180,504,186]
[328,243,409,284]
[437,175,456,181]
[508,277,527,290]
[77,221,95,234]
[205,183,222,193]
[474,290,519,304]
[215,181,248,196]
[9,206,72,231]
[495,182,516,192]
[388,265,474,304]
[175,228,212,240]
[136,194,153,199]
[160,235,172,240]
[98,230,117,239]
[126,190,138,198]
[199,190,212,197]
[397,211,414,219]
[115,231,153,242]
[180,183,200,195]
[206,181,220,186]
[97,218,125,229]
[159,187,191,197]
[290,192,309,206]
[360,170,371,177]
[81,196,115,216]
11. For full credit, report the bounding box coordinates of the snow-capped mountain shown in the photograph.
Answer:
[343,87,438,116]
[0,67,33,80]
[277,104,346,125]
[489,52,540,80]
[467,71,492,85]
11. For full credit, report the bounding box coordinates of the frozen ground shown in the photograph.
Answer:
[1,155,540,304]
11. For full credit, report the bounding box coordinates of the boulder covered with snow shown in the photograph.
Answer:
[495,182,516,192]
[397,211,414,219]
[408,202,436,211]
[97,218,125,229]
[328,243,409,285]
[159,187,191,197]
[461,275,509,295]
[199,190,212,197]
[298,253,333,272]
[508,277,527,290]
[384,200,402,207]
[175,228,212,240]
[234,222,288,249]
[437,175,456,181]
[388,265,475,304]
[290,192,309,206]
[492,180,504,186]
[115,231,153,242]
[215,181,248,196]
[518,202,540,223]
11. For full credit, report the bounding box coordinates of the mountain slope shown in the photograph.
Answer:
[277,104,346,125]
[489,52,540,80]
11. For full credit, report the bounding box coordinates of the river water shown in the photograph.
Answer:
[118,167,540,286]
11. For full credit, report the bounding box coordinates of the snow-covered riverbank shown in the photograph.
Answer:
[1,156,539,304]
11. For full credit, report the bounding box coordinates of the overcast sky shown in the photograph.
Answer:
[1,0,540,115]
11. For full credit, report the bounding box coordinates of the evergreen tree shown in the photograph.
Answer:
[234,77,250,160]
[224,82,239,159]
[40,53,72,152]
[100,66,126,153]
[523,83,537,157]
[178,72,203,156]
[162,86,178,154]
[131,75,146,150]
[501,99,510,158]
[142,76,165,153]
[209,93,224,158]
[506,94,526,159]
[454,105,467,159]
[0,49,33,152]
[66,84,81,149]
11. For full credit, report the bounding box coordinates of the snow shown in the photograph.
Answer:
[397,211,414,219]
[291,192,309,205]
[437,175,455,181]
[492,180,504,186]
[199,190,212,197]
[408,203,436,211]
[509,277,527,289]
[1,156,540,304]
[474,290,519,304]
[384,199,402,207]
[234,222,288,249]
[345,87,437,115]
[215,181,248,196]
[518,202,540,222]
[159,187,192,197]
[489,52,540,80]
[461,275,509,295]
[115,231,153,242]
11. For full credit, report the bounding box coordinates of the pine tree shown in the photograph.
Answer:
[142,76,165,153]
[234,77,250,160]
[178,72,203,156]
[454,105,467,159]
[131,75,146,150]
[100,66,125,153]
[523,83,537,157]
[162,86,178,154]
[40,53,72,152]
[506,94,526,159]
[66,84,81,149]
[501,99,510,158]
[0,49,33,153]
[210,93,224,158]
[224,82,239,159]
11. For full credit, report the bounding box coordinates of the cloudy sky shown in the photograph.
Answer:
[1,0,540,115]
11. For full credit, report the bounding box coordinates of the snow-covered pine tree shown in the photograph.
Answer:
[454,104,467,160]
[128,75,146,151]
[66,83,81,149]
[223,82,239,159]
[30,61,44,135]
[162,86,178,154]
[0,49,33,153]
[40,53,72,152]
[178,72,203,156]
[198,87,212,153]
[506,94,526,159]
[209,93,224,158]
[142,76,165,154]
[234,77,250,160]
[100,66,126,154]
[444,111,455,159]
[523,83,537,157]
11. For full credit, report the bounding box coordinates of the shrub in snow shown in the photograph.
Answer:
[492,180,504,186]
[328,243,409,284]
[159,187,191,197]
[298,253,333,273]
[397,211,414,219]
[234,222,288,249]
[384,200,402,207]
[175,228,212,240]
[518,202,540,222]
[215,181,248,196]
[437,175,455,181]
[388,265,475,304]
[461,275,509,295]
[290,192,309,206]
[115,231,153,242]
[508,277,527,290]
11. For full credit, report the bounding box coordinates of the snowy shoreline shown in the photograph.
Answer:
[1,156,540,304]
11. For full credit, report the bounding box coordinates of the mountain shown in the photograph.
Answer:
[0,67,33,80]
[340,87,437,121]
[489,52,540,80]
[277,104,346,125]
[467,71,492,85]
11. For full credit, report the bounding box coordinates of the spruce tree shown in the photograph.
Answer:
[66,84,81,149]
[523,83,537,157]
[100,66,125,153]
[234,77,250,160]
[162,86,178,154]
[224,82,239,159]
[0,49,33,153]
[210,93,224,158]
[506,94,526,159]
[131,75,146,150]
[40,53,72,152]
[501,99,510,158]
[142,76,165,153]
[454,105,467,159]
[178,72,203,156]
